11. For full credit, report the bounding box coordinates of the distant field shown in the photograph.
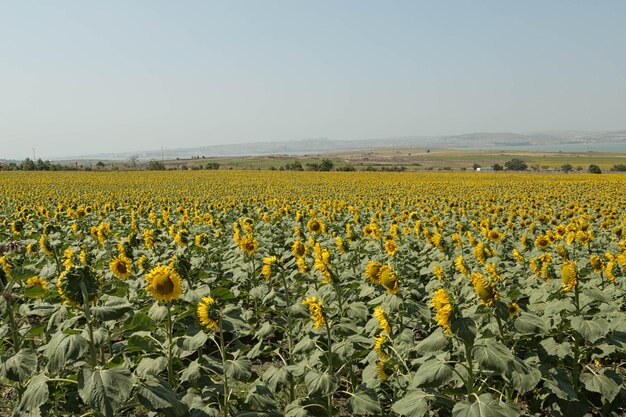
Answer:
[161,147,626,172]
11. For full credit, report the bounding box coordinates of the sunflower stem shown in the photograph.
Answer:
[0,280,21,353]
[324,319,334,416]
[166,302,175,387]
[464,341,475,395]
[219,318,230,417]
[80,282,98,368]
[280,271,295,402]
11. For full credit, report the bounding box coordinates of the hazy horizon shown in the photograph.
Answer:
[2,1,626,160]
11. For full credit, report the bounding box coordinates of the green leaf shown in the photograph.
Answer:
[583,288,611,303]
[78,367,133,417]
[136,357,168,378]
[176,331,208,357]
[211,287,236,300]
[45,332,88,372]
[452,393,517,417]
[511,361,541,394]
[514,312,548,334]
[91,296,133,321]
[262,366,289,392]
[413,358,454,387]
[452,317,476,345]
[2,348,37,382]
[542,367,577,400]
[391,390,429,417]
[293,336,316,354]
[571,316,609,343]
[18,373,49,413]
[136,376,187,417]
[180,359,202,383]
[304,370,337,396]
[148,302,168,322]
[416,328,449,354]
[579,371,620,403]
[245,384,277,411]
[473,342,515,375]
[348,386,381,415]
[225,358,252,381]
[539,338,572,359]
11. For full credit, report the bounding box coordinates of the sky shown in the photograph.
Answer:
[1,1,625,160]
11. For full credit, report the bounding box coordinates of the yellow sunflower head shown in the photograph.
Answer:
[145,265,183,302]
[561,261,577,292]
[197,296,220,330]
[110,254,132,279]
[365,260,383,284]
[379,264,399,295]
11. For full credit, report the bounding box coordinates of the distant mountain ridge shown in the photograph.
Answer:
[54,130,626,161]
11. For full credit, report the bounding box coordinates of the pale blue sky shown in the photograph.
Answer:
[1,1,625,159]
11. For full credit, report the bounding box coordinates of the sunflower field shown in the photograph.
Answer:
[1,170,625,417]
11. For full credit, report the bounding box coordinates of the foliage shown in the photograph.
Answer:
[0,170,625,416]
[504,158,527,171]
[589,164,602,174]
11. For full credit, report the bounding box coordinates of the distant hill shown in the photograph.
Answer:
[49,130,626,161]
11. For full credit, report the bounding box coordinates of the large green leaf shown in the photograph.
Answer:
[416,328,449,353]
[452,393,517,417]
[2,348,37,382]
[78,367,133,417]
[136,357,168,378]
[136,376,187,416]
[176,331,208,357]
[45,332,88,372]
[262,366,290,392]
[511,360,541,394]
[348,386,381,415]
[473,342,515,375]
[304,370,337,396]
[91,296,133,321]
[225,358,252,381]
[452,317,476,345]
[245,384,277,411]
[18,373,49,413]
[514,312,548,334]
[571,317,609,343]
[391,390,429,417]
[412,358,454,387]
[579,371,620,403]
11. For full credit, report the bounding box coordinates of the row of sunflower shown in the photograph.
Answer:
[0,170,625,416]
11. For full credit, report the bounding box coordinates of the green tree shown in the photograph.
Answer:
[588,164,602,174]
[561,163,573,173]
[492,163,503,171]
[504,158,527,171]
[147,160,166,170]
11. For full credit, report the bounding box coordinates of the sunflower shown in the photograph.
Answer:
[508,303,521,317]
[307,218,325,234]
[379,264,399,294]
[374,334,390,361]
[454,255,469,276]
[376,360,392,380]
[470,272,498,307]
[145,265,183,302]
[143,229,156,249]
[291,239,307,258]
[589,255,604,273]
[561,261,577,292]
[604,262,616,284]
[474,242,486,264]
[0,256,12,276]
[57,265,101,307]
[487,229,504,242]
[535,235,550,250]
[302,296,325,329]
[373,306,391,335]
[261,256,279,282]
[433,264,445,281]
[39,235,53,256]
[238,235,258,256]
[110,254,132,279]
[384,239,398,257]
[26,276,48,291]
[431,288,452,333]
[365,261,383,284]
[197,296,220,330]
[335,237,346,254]
[512,248,525,263]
